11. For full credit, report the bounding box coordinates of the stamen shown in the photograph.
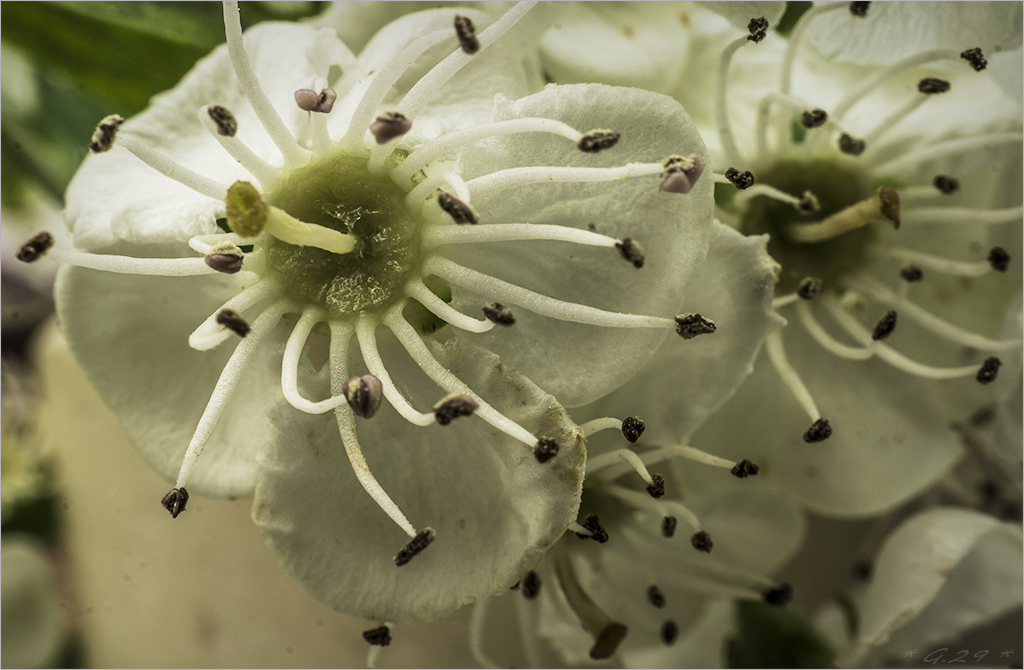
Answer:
[89,114,123,153]
[871,310,898,341]
[838,133,866,156]
[988,247,1011,272]
[621,416,645,443]
[160,487,189,519]
[346,374,385,419]
[734,184,810,211]
[801,109,828,128]
[356,314,435,427]
[406,172,473,216]
[787,186,899,243]
[765,330,826,425]
[23,243,217,276]
[226,181,356,254]
[206,105,238,136]
[674,313,717,339]
[862,94,932,148]
[281,307,346,414]
[918,77,951,95]
[933,175,960,194]
[482,303,515,326]
[576,514,609,543]
[404,278,495,334]
[662,516,677,538]
[112,131,228,201]
[780,2,847,95]
[647,585,666,608]
[615,238,646,268]
[453,15,480,54]
[189,278,279,351]
[369,112,412,144]
[900,265,924,282]
[647,474,666,499]
[661,154,705,194]
[222,1,309,167]
[421,222,619,250]
[394,528,436,566]
[552,551,629,661]
[717,20,768,166]
[731,459,760,478]
[762,582,793,606]
[204,242,245,274]
[216,309,251,338]
[363,626,392,646]
[15,232,55,263]
[850,2,871,16]
[433,394,479,425]
[961,47,988,71]
[465,161,672,199]
[568,521,592,537]
[661,620,679,646]
[578,130,621,153]
[798,277,823,300]
[977,357,1002,384]
[804,418,832,443]
[534,439,559,463]
[878,245,992,278]
[468,599,501,670]
[724,167,755,190]
[873,132,1023,174]
[437,192,479,225]
[522,570,541,599]
[590,444,741,479]
[605,485,704,536]
[796,301,876,361]
[691,530,713,553]
[293,87,337,113]
[579,417,624,438]
[900,205,1023,226]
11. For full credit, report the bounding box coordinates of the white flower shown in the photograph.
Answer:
[19,2,720,626]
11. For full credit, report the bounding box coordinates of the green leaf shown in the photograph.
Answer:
[52,2,228,50]
[727,600,836,669]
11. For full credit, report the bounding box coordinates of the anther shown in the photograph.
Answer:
[918,78,951,95]
[960,47,987,71]
[878,185,901,227]
[838,133,866,156]
[160,487,189,519]
[345,374,384,419]
[803,418,832,443]
[674,313,717,339]
[216,309,251,338]
[206,105,238,137]
[797,277,823,300]
[646,473,666,499]
[433,393,479,425]
[578,514,609,543]
[661,516,677,538]
[731,459,760,478]
[591,624,628,661]
[976,357,1002,384]
[534,438,559,463]
[16,232,55,263]
[660,620,678,646]
[437,192,479,225]
[369,111,412,144]
[871,310,897,341]
[987,247,1010,272]
[89,114,123,153]
[647,585,666,608]
[294,88,337,114]
[394,528,435,566]
[661,154,705,194]
[615,238,646,269]
[481,302,515,325]
[522,570,541,599]
[621,416,645,444]
[725,167,755,190]
[800,109,828,128]
[362,626,392,647]
[852,560,873,581]
[746,17,769,43]
[578,129,621,153]
[204,242,245,274]
[933,175,960,194]
[849,2,871,17]
[900,265,924,282]
[797,191,820,214]
[225,181,268,237]
[691,530,713,553]
[453,15,480,54]
[762,582,793,606]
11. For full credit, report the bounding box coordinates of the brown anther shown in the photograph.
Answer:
[522,570,541,599]
[987,247,1010,272]
[960,47,987,71]
[803,418,832,443]
[294,88,337,114]
[16,232,55,263]
[362,626,392,647]
[746,17,769,43]
[616,238,646,269]
[838,133,866,156]
[661,516,677,538]
[933,175,960,194]
[849,2,871,17]
[797,191,820,214]
[646,473,666,499]
[976,357,1002,384]
[900,265,924,282]
[691,530,713,553]
[578,514,609,543]
[578,130,621,153]
[207,106,238,137]
[797,276,823,300]
[160,487,189,518]
[482,302,515,326]
[345,374,384,419]
[433,394,479,425]
[878,185,900,227]
[647,585,666,608]
[216,309,250,338]
[762,582,793,606]
[871,310,897,341]
[800,109,828,128]
[724,167,754,190]
[621,416,646,444]
[918,77,951,95]
[394,528,435,566]
[369,111,411,144]
[453,15,480,54]
[660,620,679,646]
[437,192,478,225]
[89,114,123,153]
[731,458,760,478]
[534,438,559,463]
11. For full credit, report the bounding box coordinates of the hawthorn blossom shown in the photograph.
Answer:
[17,1,720,628]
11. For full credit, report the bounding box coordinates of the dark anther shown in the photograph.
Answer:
[522,570,541,599]
[661,516,677,538]
[762,582,793,606]
[204,253,244,274]
[621,416,646,444]
[578,514,609,543]
[433,394,479,425]
[797,276,823,300]
[534,438,559,463]
[437,192,479,225]
[453,15,480,54]
[871,310,897,341]
[724,167,755,190]
[851,560,873,581]
[976,357,1002,384]
[797,191,820,214]
[674,313,717,339]
[394,528,435,566]
[90,114,123,153]
[646,473,666,499]
[731,458,760,478]
[16,232,55,263]
[294,87,337,114]
[207,105,238,137]
[578,129,621,153]
[746,17,769,43]
[482,302,515,326]
[160,487,189,518]
[661,620,679,646]
[647,585,666,608]
[345,374,384,419]
[216,309,250,338]
[900,265,924,282]
[800,109,828,128]
[369,111,412,144]
[961,47,987,71]
[590,623,628,660]
[849,2,871,17]
[362,626,392,647]
[918,77,951,95]
[803,418,832,443]
[615,238,646,269]
[969,405,997,428]
[987,246,1010,272]
[878,185,901,228]
[691,530,713,553]
[838,133,866,156]
[933,175,960,194]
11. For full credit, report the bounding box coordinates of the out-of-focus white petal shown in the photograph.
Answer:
[1,536,64,669]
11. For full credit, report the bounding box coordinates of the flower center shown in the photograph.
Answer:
[264,153,419,317]
[734,160,874,293]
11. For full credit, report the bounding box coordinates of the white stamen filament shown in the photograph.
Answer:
[734,184,805,209]
[871,132,1024,173]
[42,248,216,276]
[197,106,281,188]
[174,299,292,488]
[772,293,800,309]
[567,521,593,537]
[424,256,676,329]
[189,278,281,351]
[604,485,703,532]
[861,95,929,148]
[717,35,751,167]
[713,172,736,185]
[116,134,228,201]
[468,599,501,670]
[222,1,310,167]
[579,417,623,438]
[282,306,350,414]
[900,205,1024,226]
[406,172,473,219]
[421,222,619,251]
[384,308,538,446]
[898,186,945,202]
[796,300,876,360]
[831,49,962,122]
[366,645,383,670]
[754,92,842,159]
[765,330,822,422]
[403,278,494,333]
[780,2,847,95]
[877,245,992,277]
[465,163,666,200]
[590,444,735,480]
[355,314,435,427]
[596,449,655,487]
[329,320,419,539]
[188,232,254,255]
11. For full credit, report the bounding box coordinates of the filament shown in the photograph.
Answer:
[796,300,876,360]
[189,278,281,351]
[877,246,992,277]
[579,417,623,438]
[421,222,619,250]
[465,163,665,199]
[871,132,1023,174]
[355,314,435,427]
[282,306,350,414]
[116,133,228,201]
[197,105,280,188]
[765,330,822,422]
[403,278,494,333]
[43,248,216,276]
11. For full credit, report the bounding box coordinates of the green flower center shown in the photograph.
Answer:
[265,154,420,318]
